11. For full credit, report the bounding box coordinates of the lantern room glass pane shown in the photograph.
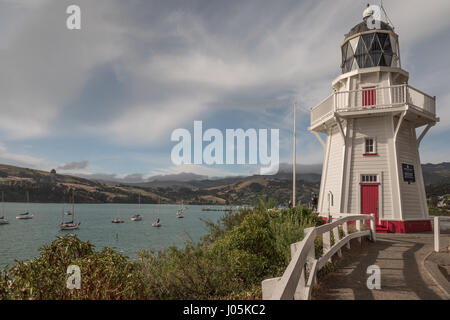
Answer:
[362,34,374,52]
[371,52,382,65]
[377,33,388,48]
[372,34,382,52]
[355,36,367,56]
[342,42,348,65]
[383,35,392,53]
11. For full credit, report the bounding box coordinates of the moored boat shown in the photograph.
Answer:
[17,191,34,219]
[60,190,80,230]
[131,214,142,221]
[112,217,125,223]
[16,212,34,219]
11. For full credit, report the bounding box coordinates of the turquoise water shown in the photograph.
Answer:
[0,203,228,268]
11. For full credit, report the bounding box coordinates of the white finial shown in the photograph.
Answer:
[363,3,374,20]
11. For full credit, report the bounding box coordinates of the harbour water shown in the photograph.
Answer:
[0,202,228,268]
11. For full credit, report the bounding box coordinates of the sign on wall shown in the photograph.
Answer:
[402,164,416,183]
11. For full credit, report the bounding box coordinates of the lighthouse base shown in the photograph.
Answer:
[379,220,432,233]
[319,217,432,233]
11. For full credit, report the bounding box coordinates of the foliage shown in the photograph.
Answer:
[0,235,144,300]
[0,196,322,300]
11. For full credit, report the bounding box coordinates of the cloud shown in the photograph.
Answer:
[57,160,89,171]
[0,0,449,174]
[0,143,46,169]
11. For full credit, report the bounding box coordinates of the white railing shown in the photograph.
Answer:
[310,93,334,125]
[407,86,436,115]
[433,216,450,252]
[310,84,436,128]
[262,214,376,300]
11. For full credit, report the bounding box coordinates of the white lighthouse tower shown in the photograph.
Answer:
[309,5,439,233]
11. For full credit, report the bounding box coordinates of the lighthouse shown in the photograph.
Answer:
[309,5,439,233]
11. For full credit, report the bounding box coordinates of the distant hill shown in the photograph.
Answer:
[422,162,450,185]
[0,164,163,204]
[0,162,449,204]
[0,164,318,205]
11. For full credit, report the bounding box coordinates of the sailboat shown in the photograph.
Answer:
[16,191,34,219]
[60,190,80,230]
[176,200,185,218]
[131,193,143,221]
[0,192,9,225]
[112,207,125,223]
[152,197,162,227]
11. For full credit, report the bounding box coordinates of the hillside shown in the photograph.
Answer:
[1,162,449,205]
[0,164,318,205]
[422,162,450,185]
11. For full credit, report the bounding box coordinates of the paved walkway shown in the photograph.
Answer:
[312,232,450,300]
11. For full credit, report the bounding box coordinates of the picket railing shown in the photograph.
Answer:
[433,216,450,252]
[262,214,376,300]
[310,84,436,128]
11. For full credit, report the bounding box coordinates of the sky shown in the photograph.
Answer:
[0,0,449,181]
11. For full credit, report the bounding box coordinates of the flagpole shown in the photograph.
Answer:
[293,101,296,207]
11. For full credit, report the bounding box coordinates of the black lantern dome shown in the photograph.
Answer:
[341,21,400,74]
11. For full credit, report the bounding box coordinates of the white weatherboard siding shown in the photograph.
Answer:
[396,120,427,219]
[347,116,393,220]
[319,125,344,214]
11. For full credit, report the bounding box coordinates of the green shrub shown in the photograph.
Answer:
[0,199,322,300]
[1,235,144,300]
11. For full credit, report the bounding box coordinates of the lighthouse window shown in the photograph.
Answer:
[362,175,378,183]
[365,138,375,154]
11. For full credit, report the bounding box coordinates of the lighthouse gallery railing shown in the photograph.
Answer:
[261,214,376,300]
[310,84,436,127]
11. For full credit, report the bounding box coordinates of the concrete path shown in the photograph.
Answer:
[312,232,450,300]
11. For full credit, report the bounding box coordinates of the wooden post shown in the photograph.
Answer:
[434,216,440,252]
[356,219,362,244]
[323,231,331,263]
[333,227,342,257]
[370,214,376,242]
[343,221,350,249]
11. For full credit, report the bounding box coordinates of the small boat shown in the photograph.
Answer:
[131,214,142,221]
[131,194,143,221]
[112,218,125,223]
[0,217,9,225]
[152,221,161,227]
[152,217,162,227]
[16,212,34,219]
[60,190,80,230]
[60,221,81,230]
[176,200,185,218]
[17,191,34,219]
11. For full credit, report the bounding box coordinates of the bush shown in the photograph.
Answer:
[0,199,322,300]
[0,235,144,300]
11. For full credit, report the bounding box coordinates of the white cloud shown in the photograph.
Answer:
[0,143,46,169]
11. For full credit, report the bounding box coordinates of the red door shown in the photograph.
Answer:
[362,86,376,107]
[361,184,379,225]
